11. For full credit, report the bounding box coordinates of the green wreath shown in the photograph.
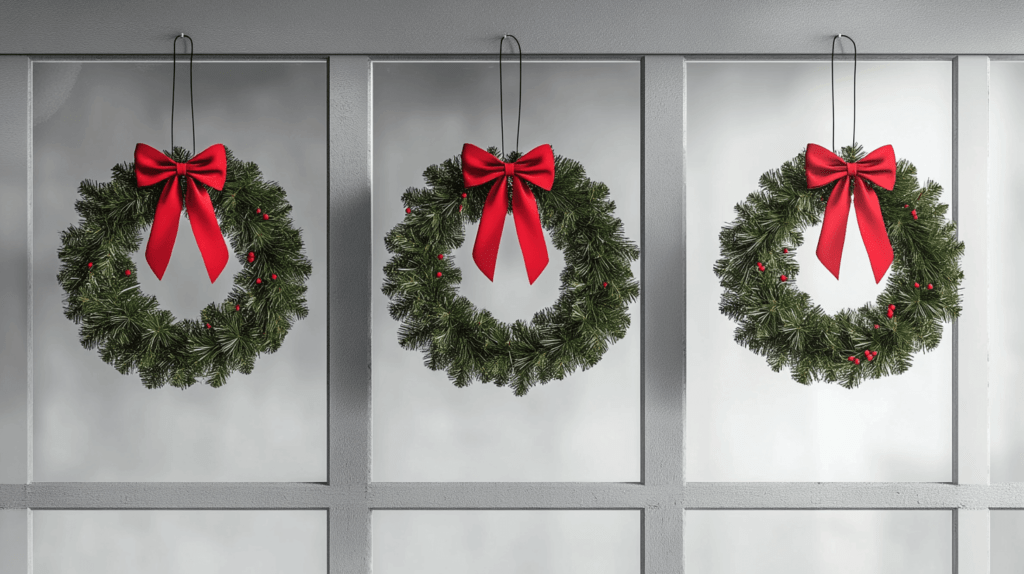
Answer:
[57,147,312,389]
[715,145,964,387]
[382,147,640,396]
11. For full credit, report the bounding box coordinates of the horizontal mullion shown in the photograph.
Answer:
[6,482,1024,510]
[369,482,1024,510]
[684,482,1024,509]
[0,482,358,509]
[369,482,659,509]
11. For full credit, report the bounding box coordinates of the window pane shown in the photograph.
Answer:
[686,61,953,481]
[371,62,641,481]
[989,62,1024,482]
[373,510,639,574]
[992,511,1024,574]
[33,510,326,574]
[32,62,327,481]
[685,510,950,574]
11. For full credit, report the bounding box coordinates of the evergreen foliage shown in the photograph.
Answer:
[715,145,964,387]
[382,148,640,396]
[58,147,312,389]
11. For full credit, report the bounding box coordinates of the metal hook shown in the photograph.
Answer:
[831,34,858,154]
[171,33,196,155]
[498,34,523,157]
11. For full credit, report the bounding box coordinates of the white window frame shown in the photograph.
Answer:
[0,52,1006,574]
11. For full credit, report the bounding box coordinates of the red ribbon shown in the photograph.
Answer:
[134,143,229,283]
[462,143,555,284]
[806,143,897,283]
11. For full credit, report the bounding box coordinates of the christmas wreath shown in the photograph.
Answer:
[715,144,964,387]
[57,145,312,389]
[382,145,640,396]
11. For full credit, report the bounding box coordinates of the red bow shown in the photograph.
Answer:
[134,143,229,283]
[462,143,555,284]
[806,143,897,283]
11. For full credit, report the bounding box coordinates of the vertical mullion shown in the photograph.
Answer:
[642,55,686,572]
[952,55,991,573]
[328,56,372,573]
[0,56,30,487]
[0,56,31,574]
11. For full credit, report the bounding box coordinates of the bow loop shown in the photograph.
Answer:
[806,143,897,283]
[134,143,229,283]
[461,143,556,284]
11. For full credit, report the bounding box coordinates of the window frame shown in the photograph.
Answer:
[0,52,1006,574]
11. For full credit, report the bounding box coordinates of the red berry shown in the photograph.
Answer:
[904,204,909,208]
[206,323,211,329]
[888,304,896,310]
[780,275,787,282]
[602,282,608,288]
[459,205,464,212]
[865,349,871,355]
[263,213,270,220]
[854,358,861,365]
[271,274,277,280]
[848,356,855,362]
[256,278,262,284]
[436,272,442,278]
[867,355,874,361]
[257,208,261,214]
[783,248,789,253]
[235,304,240,311]
[913,214,918,220]
[927,284,933,290]
[87,262,93,268]
[914,282,920,288]
[405,207,412,214]
[874,324,879,329]
[887,311,894,318]
[438,254,444,260]
[125,269,131,276]
[248,251,255,258]
[461,193,467,198]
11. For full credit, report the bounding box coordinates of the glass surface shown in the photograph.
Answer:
[686,61,953,481]
[989,62,1024,482]
[992,511,1024,574]
[685,510,950,574]
[33,510,326,574]
[32,62,327,481]
[371,62,641,481]
[373,510,639,574]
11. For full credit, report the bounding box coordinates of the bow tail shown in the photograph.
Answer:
[472,178,511,281]
[852,178,894,284]
[510,178,549,285]
[815,177,853,279]
[184,178,230,283]
[145,176,184,280]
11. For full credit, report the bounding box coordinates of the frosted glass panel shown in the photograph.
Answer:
[33,511,326,574]
[685,510,950,574]
[686,61,952,481]
[992,511,1024,574]
[989,62,1024,482]
[32,62,326,481]
[373,510,639,574]
[371,62,641,481]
